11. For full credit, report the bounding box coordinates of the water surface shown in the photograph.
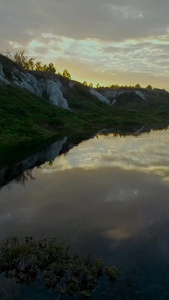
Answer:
[1,129,169,299]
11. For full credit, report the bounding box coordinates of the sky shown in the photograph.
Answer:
[0,0,169,89]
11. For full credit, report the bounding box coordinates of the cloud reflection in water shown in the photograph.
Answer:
[42,129,169,182]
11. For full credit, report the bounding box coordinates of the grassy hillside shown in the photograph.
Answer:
[0,83,169,163]
[0,85,71,146]
[65,83,169,129]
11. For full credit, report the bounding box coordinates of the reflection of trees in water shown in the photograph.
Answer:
[1,157,57,189]
[13,159,56,185]
[48,159,55,167]
[0,137,69,189]
[13,169,35,186]
[7,158,56,187]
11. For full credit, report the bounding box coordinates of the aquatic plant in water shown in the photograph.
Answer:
[0,236,118,298]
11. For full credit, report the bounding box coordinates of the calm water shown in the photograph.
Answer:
[1,130,169,299]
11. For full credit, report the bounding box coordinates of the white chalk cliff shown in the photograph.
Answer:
[0,59,112,110]
[0,55,168,111]
[89,88,110,104]
[0,61,69,110]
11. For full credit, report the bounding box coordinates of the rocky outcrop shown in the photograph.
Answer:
[0,55,111,110]
[0,62,10,84]
[0,58,69,110]
[99,88,148,104]
[97,87,169,106]
[135,91,147,101]
[0,54,169,110]
[46,80,69,109]
[89,88,110,104]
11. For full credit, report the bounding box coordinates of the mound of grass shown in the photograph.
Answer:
[0,84,87,147]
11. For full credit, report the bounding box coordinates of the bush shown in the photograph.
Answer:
[0,236,117,297]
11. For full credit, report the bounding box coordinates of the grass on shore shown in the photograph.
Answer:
[0,84,169,162]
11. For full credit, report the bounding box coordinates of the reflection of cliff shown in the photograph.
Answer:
[0,137,67,188]
[0,129,151,189]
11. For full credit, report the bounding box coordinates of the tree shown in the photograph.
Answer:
[44,63,56,73]
[35,62,56,73]
[83,81,87,86]
[27,58,35,70]
[13,50,35,70]
[13,50,27,66]
[35,61,44,71]
[89,82,93,88]
[11,50,56,73]
[63,69,71,80]
[146,84,152,90]
[96,83,100,88]
[135,83,141,88]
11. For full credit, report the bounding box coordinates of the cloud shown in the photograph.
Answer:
[1,0,169,47]
[1,0,169,45]
[1,0,169,88]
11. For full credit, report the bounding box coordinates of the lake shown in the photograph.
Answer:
[1,129,169,299]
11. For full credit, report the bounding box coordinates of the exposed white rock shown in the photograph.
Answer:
[0,63,10,84]
[18,80,35,94]
[46,80,69,109]
[0,74,9,84]
[26,73,42,96]
[135,91,147,101]
[102,89,147,102]
[0,61,70,109]
[118,91,125,96]
[0,57,71,109]
[90,88,110,104]
[112,99,117,105]
[103,90,119,99]
[13,71,43,96]
[0,63,4,76]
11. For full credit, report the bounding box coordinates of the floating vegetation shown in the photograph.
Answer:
[0,236,118,298]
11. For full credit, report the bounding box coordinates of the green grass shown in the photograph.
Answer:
[0,83,169,163]
[0,84,87,146]
[65,85,169,130]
